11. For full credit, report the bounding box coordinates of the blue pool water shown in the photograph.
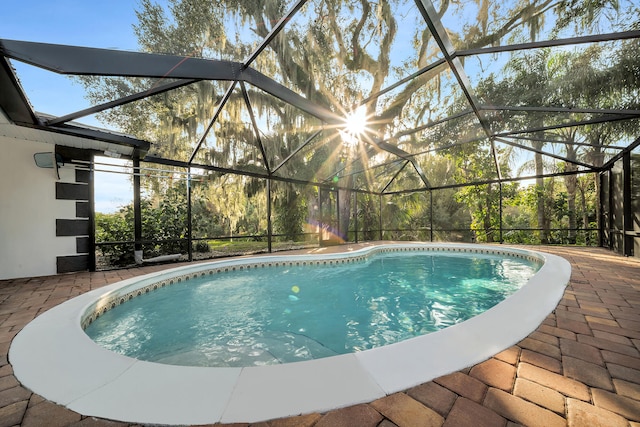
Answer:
[85,251,540,367]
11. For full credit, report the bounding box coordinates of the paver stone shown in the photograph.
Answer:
[315,404,382,427]
[517,363,590,401]
[513,378,565,414]
[483,388,565,427]
[434,372,487,403]
[407,382,456,417]
[567,398,629,427]
[469,358,516,392]
[612,378,640,401]
[562,356,613,390]
[442,397,506,427]
[370,393,444,427]
[592,388,640,422]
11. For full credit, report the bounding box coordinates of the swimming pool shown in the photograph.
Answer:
[85,250,541,367]
[10,243,571,425]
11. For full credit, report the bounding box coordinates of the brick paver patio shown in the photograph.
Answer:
[0,245,638,426]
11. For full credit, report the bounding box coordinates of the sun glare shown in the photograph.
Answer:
[342,105,368,147]
[346,106,368,135]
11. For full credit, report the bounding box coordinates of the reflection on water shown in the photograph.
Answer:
[85,251,540,367]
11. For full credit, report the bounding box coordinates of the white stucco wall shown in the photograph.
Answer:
[0,136,77,280]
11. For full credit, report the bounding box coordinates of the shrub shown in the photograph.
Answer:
[193,241,210,253]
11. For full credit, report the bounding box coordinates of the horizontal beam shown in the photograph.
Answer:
[495,137,596,170]
[1,39,419,167]
[457,30,640,57]
[480,105,640,116]
[507,134,626,150]
[385,167,597,194]
[144,156,378,194]
[494,114,639,137]
[47,79,202,126]
[0,39,243,79]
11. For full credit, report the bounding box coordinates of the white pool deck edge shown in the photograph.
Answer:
[9,243,571,425]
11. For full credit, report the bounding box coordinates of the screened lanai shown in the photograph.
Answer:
[1,0,639,273]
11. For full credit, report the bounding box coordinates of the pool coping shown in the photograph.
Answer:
[9,243,571,425]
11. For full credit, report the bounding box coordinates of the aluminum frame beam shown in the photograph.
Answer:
[385,167,597,195]
[188,81,237,164]
[0,39,244,79]
[601,136,640,171]
[242,0,309,69]
[413,0,502,180]
[479,105,640,116]
[145,155,377,194]
[0,57,38,125]
[494,114,639,138]
[46,79,202,126]
[507,134,627,151]
[495,137,597,170]
[44,122,150,156]
[240,81,271,173]
[272,129,323,174]
[457,30,640,57]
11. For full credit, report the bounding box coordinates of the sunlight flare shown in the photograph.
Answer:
[341,105,369,147]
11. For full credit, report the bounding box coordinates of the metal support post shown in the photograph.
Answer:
[88,155,96,271]
[379,194,383,241]
[429,190,434,242]
[623,152,633,256]
[187,167,193,262]
[267,178,272,253]
[133,157,142,264]
[354,192,358,243]
[499,182,503,243]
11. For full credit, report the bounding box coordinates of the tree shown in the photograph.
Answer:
[77,0,636,244]
[474,50,556,243]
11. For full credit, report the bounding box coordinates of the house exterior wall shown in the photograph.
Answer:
[0,136,77,280]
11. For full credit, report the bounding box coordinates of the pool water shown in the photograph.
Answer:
[85,251,540,367]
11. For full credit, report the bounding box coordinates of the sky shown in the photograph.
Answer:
[2,1,140,48]
[2,1,142,119]
[2,1,147,213]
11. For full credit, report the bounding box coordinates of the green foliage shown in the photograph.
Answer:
[95,211,132,243]
[193,240,210,253]
[355,193,380,241]
[273,184,307,240]
[554,0,622,34]
[97,181,189,265]
[95,211,135,265]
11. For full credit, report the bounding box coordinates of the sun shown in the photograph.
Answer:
[346,105,368,136]
[342,105,368,146]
